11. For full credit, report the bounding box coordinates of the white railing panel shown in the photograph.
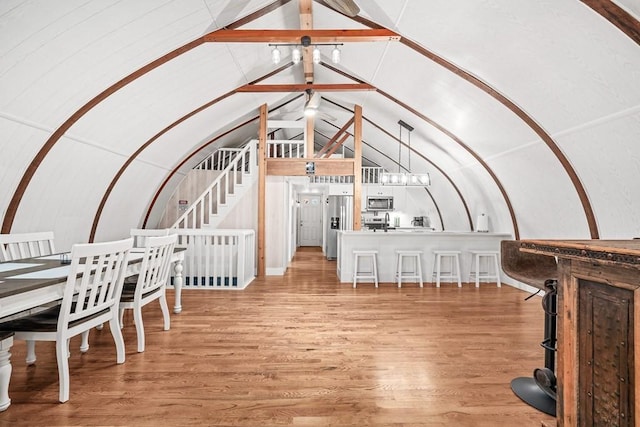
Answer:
[170,229,255,290]
[362,167,384,184]
[267,140,305,159]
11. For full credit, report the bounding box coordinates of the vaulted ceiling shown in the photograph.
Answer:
[1,0,639,249]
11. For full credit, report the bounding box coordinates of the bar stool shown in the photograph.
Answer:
[432,250,462,287]
[469,250,501,287]
[395,250,423,288]
[353,250,378,288]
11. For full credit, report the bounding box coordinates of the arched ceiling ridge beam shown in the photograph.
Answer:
[316,121,447,231]
[320,98,470,233]
[0,38,204,235]
[140,97,305,229]
[335,13,597,238]
[400,37,597,238]
[580,0,640,45]
[1,0,293,235]
[89,63,297,242]
[319,64,519,238]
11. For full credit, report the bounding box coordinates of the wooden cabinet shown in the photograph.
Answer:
[518,240,640,427]
[578,279,633,426]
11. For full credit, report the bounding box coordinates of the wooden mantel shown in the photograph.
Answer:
[517,239,640,427]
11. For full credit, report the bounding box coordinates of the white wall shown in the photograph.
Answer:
[265,176,287,275]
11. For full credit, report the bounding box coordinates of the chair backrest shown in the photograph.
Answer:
[130,228,169,248]
[0,231,56,261]
[58,237,133,330]
[135,234,177,298]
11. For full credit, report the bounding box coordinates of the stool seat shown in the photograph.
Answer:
[432,250,462,287]
[469,250,501,287]
[353,250,378,288]
[395,250,423,288]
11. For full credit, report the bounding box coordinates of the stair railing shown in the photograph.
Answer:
[171,140,256,229]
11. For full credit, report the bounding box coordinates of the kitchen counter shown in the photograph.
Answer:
[336,230,512,284]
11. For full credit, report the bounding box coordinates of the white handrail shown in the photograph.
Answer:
[171,140,256,229]
[194,148,243,170]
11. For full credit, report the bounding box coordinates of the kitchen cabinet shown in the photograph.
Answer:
[366,185,392,197]
[329,183,353,196]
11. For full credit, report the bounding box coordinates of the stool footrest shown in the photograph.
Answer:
[469,251,501,288]
[353,251,379,288]
[395,251,423,288]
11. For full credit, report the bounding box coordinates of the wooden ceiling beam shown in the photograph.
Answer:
[315,117,354,158]
[204,29,400,43]
[299,0,314,84]
[324,132,350,158]
[237,83,375,92]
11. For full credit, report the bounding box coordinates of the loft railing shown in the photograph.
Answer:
[171,140,256,229]
[307,167,385,185]
[267,140,305,158]
[361,167,384,184]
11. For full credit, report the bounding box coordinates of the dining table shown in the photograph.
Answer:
[0,246,185,411]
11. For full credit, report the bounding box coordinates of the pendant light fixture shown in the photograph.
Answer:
[269,37,343,65]
[380,120,430,186]
[271,46,281,64]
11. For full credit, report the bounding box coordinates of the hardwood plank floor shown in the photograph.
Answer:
[0,247,555,426]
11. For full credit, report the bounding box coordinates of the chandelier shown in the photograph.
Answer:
[270,36,342,65]
[380,120,430,186]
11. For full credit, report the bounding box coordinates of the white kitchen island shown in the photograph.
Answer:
[336,230,513,284]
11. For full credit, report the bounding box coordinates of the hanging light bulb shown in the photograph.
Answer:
[312,46,321,64]
[331,45,341,64]
[271,46,281,64]
[292,47,301,64]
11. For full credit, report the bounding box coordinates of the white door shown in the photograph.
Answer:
[298,195,322,246]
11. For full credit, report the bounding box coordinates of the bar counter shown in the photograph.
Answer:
[336,230,512,284]
[517,239,640,426]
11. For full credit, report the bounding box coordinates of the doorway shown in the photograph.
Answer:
[298,194,322,246]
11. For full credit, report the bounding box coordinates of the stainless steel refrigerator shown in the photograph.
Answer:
[326,195,353,260]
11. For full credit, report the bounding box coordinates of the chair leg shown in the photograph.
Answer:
[119,308,125,329]
[159,294,171,332]
[25,341,36,365]
[0,344,11,411]
[108,314,126,364]
[80,331,89,353]
[133,307,145,353]
[56,340,70,403]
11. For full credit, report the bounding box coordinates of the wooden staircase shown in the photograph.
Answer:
[171,140,257,230]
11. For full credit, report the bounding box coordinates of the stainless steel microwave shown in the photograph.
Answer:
[366,196,394,211]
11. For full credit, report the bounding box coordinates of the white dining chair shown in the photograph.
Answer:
[130,228,169,248]
[0,237,133,403]
[0,231,56,261]
[119,234,177,352]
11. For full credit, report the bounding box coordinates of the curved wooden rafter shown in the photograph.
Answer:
[0,0,293,235]
[89,63,296,241]
[316,118,450,232]
[580,0,640,45]
[1,0,601,242]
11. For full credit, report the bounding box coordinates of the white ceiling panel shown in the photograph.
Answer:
[2,0,640,241]
[398,0,640,133]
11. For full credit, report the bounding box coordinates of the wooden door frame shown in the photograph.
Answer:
[257,103,362,276]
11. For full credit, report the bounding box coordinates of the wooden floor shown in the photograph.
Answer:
[1,247,555,426]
